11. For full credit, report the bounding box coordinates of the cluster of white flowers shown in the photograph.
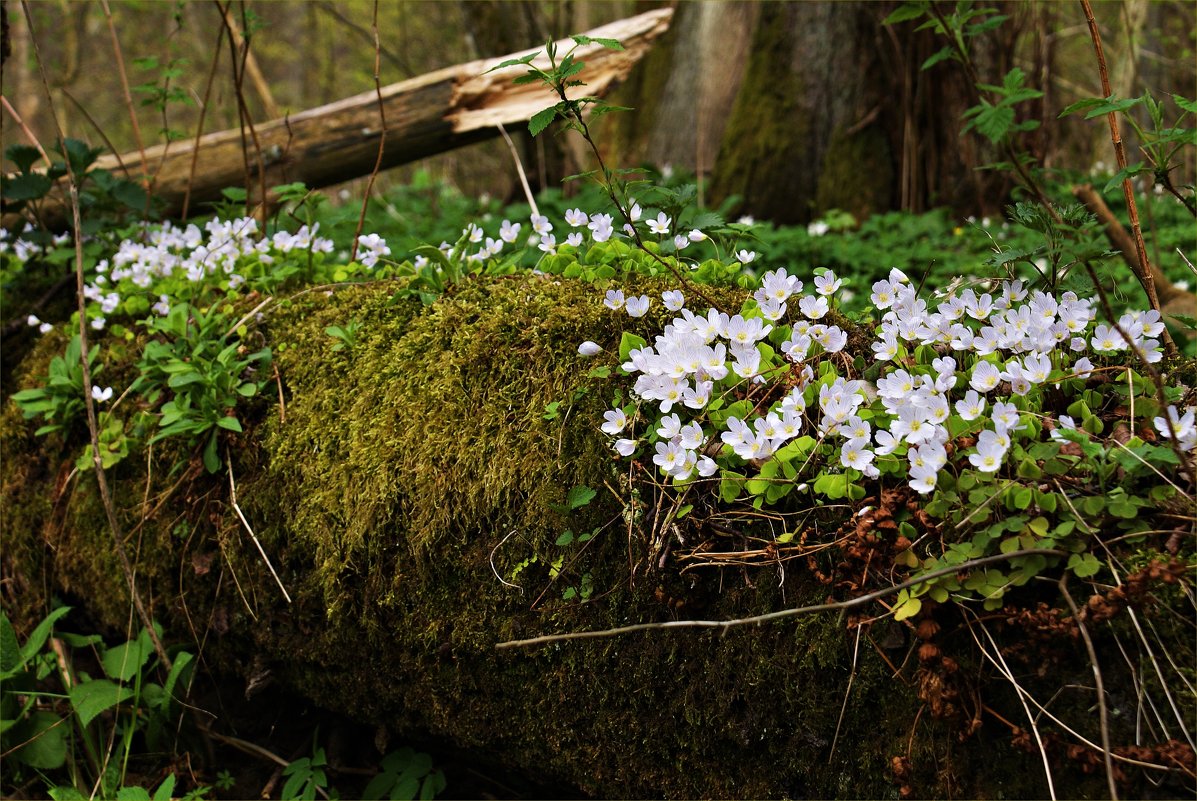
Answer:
[0,223,72,262]
[592,265,1193,498]
[10,217,389,334]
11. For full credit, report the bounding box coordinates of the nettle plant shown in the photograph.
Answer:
[586,267,1194,616]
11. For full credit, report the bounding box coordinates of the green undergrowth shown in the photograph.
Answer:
[2,274,1192,799]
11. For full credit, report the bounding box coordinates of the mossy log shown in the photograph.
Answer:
[3,276,1193,798]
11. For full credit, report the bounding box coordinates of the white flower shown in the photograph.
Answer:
[807,220,830,237]
[531,214,553,236]
[578,341,603,357]
[673,234,690,251]
[601,408,627,435]
[646,212,670,235]
[565,208,588,227]
[841,437,875,471]
[908,463,939,494]
[799,295,829,319]
[688,229,707,242]
[735,249,757,264]
[814,271,842,295]
[970,361,1001,393]
[604,289,625,310]
[91,385,113,402]
[662,290,685,311]
[499,219,521,243]
[955,390,986,421]
[26,314,41,327]
[1154,405,1196,451]
[588,213,614,242]
[38,322,52,334]
[614,438,638,457]
[626,295,651,317]
[968,438,1006,473]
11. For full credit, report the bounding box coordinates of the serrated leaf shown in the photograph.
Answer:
[485,53,537,73]
[566,485,596,510]
[4,144,43,173]
[1,172,54,201]
[529,106,559,137]
[1172,94,1197,114]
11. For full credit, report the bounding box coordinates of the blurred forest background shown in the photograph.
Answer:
[3,0,1195,223]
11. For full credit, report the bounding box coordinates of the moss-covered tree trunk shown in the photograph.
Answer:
[4,275,1191,799]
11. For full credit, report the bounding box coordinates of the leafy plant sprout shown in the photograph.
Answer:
[488,34,728,312]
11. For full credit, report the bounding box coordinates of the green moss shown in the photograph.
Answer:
[815,125,894,221]
[3,274,1191,799]
[707,4,811,224]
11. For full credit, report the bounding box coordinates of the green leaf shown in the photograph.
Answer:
[116,788,152,801]
[1171,94,1197,114]
[893,591,922,621]
[566,485,596,510]
[151,774,177,801]
[1,172,54,201]
[618,332,647,362]
[1068,552,1102,578]
[964,102,1015,144]
[202,431,222,474]
[485,53,537,72]
[883,2,928,25]
[13,711,68,769]
[101,636,151,682]
[18,606,73,668]
[529,106,559,138]
[1083,95,1141,119]
[216,416,243,433]
[555,530,575,546]
[920,46,954,71]
[70,679,135,728]
[5,143,43,173]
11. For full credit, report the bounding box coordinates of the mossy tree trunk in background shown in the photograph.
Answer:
[706,2,982,224]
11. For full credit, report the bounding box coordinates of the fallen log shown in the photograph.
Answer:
[3,8,672,226]
[4,274,1190,799]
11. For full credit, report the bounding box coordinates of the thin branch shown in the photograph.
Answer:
[1078,0,1173,356]
[965,611,1058,800]
[496,548,1066,649]
[182,18,226,220]
[1059,576,1119,801]
[1,95,52,167]
[227,450,291,604]
[496,122,539,218]
[349,0,387,264]
[98,0,147,183]
[20,0,171,672]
